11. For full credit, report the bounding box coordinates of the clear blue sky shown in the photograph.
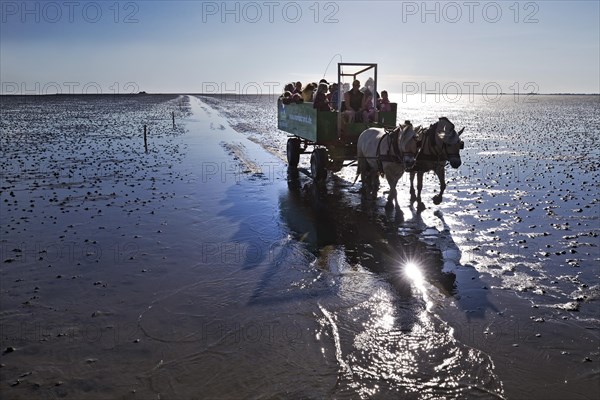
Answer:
[1,1,599,94]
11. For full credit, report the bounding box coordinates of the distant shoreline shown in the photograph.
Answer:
[1,93,599,96]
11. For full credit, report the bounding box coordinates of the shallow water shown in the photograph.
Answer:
[202,93,600,317]
[198,93,600,399]
[1,94,598,399]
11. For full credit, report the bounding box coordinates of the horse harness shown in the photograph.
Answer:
[367,121,461,173]
[375,126,410,174]
[413,122,450,170]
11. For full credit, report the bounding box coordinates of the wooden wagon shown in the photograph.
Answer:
[278,63,397,181]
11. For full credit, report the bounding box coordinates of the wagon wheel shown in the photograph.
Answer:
[310,148,329,182]
[286,138,301,169]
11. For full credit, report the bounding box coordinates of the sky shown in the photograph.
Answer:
[1,0,599,95]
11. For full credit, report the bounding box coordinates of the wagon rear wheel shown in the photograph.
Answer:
[310,148,329,182]
[286,138,301,169]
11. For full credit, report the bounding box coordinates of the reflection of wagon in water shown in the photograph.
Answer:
[277,63,397,181]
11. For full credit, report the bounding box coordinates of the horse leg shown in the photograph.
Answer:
[416,172,424,203]
[433,165,446,205]
[358,158,370,195]
[385,175,398,210]
[385,166,404,209]
[416,172,426,211]
[371,169,380,197]
[409,171,417,203]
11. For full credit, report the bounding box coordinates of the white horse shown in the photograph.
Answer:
[356,124,419,208]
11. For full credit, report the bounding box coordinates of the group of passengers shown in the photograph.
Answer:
[280,79,334,106]
[341,78,392,124]
[280,78,392,124]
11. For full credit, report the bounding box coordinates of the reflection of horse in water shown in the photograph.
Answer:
[281,170,456,298]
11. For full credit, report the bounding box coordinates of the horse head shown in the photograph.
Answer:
[436,117,464,169]
[399,124,418,170]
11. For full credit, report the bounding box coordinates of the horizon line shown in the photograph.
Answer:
[1,92,599,96]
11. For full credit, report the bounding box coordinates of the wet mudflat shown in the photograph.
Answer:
[200,93,600,399]
[1,94,598,399]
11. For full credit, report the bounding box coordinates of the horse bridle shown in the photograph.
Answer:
[416,123,463,166]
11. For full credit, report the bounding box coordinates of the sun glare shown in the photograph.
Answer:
[405,261,424,286]
[404,261,433,310]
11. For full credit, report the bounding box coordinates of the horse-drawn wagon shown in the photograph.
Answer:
[277,63,397,181]
[278,62,465,208]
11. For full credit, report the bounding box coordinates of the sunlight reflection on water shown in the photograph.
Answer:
[317,269,504,399]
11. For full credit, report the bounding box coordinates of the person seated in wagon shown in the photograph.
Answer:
[343,80,364,123]
[361,77,380,123]
[327,82,339,110]
[378,90,392,112]
[361,88,377,123]
[313,83,332,111]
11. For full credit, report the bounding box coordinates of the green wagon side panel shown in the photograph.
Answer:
[277,101,319,142]
[316,111,338,142]
[277,101,340,142]
[278,100,398,145]
[378,103,398,126]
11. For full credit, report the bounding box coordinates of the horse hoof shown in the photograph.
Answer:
[432,196,442,205]
[395,209,404,223]
[417,202,426,212]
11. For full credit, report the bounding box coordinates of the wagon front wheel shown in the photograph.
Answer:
[310,148,328,182]
[286,138,301,169]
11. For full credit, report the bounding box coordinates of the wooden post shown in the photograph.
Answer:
[144,125,148,153]
[172,111,175,128]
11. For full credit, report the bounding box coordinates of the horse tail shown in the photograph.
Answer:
[355,145,365,184]
[354,162,361,184]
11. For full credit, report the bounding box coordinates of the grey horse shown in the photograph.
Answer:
[410,117,464,209]
[356,123,419,208]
